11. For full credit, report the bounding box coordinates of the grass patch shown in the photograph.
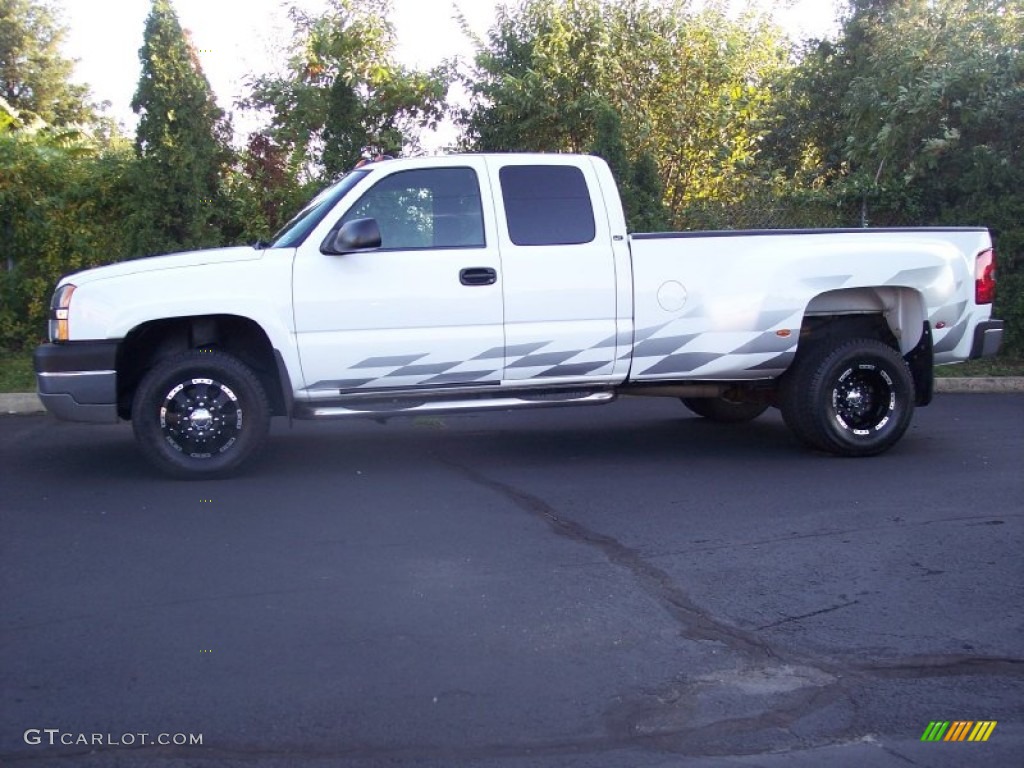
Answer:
[934,357,1024,377]
[0,350,35,393]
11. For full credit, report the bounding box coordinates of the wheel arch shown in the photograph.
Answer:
[796,287,933,407]
[803,286,926,355]
[116,314,289,419]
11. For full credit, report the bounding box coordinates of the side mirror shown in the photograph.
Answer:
[321,218,382,255]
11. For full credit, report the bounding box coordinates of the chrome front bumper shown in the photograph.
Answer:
[34,342,120,423]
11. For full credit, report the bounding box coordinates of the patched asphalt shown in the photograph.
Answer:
[1,394,1022,766]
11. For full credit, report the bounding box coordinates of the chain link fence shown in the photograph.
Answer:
[672,194,925,232]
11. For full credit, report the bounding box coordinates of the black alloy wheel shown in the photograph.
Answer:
[131,350,270,478]
[780,337,915,456]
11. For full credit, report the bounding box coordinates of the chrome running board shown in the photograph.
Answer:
[293,390,616,420]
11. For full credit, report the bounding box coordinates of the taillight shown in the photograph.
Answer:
[975,248,996,304]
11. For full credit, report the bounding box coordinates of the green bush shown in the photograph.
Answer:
[0,129,134,350]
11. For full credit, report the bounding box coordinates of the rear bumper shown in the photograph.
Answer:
[970,320,1004,360]
[34,341,120,423]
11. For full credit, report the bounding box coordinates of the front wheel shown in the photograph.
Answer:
[131,350,270,478]
[780,338,914,457]
[681,397,769,423]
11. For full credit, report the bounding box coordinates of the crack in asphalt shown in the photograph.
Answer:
[754,600,861,631]
[879,745,923,766]
[438,460,1024,755]
[442,458,778,662]
[850,655,1024,678]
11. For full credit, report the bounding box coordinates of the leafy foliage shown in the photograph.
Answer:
[219,133,309,244]
[0,126,134,349]
[588,103,669,231]
[763,0,1024,352]
[0,0,1020,359]
[0,0,95,125]
[242,0,449,182]
[129,0,231,255]
[460,0,789,227]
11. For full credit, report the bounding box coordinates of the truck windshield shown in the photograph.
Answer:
[269,170,369,248]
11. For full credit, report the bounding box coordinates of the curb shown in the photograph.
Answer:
[3,378,1023,416]
[3,393,47,415]
[934,377,1024,393]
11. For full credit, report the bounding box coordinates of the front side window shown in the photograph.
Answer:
[270,170,368,248]
[499,165,596,246]
[339,167,485,250]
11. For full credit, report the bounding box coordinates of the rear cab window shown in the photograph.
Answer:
[498,165,597,246]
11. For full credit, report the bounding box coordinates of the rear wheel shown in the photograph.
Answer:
[780,338,914,456]
[681,397,769,423]
[131,350,270,478]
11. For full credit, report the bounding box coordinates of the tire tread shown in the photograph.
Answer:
[130,349,271,479]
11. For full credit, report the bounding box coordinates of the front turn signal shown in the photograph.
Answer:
[49,284,76,341]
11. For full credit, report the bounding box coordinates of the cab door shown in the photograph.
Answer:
[292,160,505,398]
[484,157,623,383]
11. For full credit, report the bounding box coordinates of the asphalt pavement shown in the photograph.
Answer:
[1,393,1022,767]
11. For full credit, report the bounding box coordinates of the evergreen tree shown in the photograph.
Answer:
[0,0,95,125]
[130,0,229,254]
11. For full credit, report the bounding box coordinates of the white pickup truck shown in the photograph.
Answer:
[34,154,1003,477]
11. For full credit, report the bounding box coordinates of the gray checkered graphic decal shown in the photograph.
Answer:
[643,352,721,375]
[305,318,807,392]
[747,352,796,371]
[931,301,967,325]
[632,335,701,358]
[305,334,626,392]
[386,362,461,377]
[629,311,803,378]
[887,266,945,286]
[301,252,979,392]
[352,354,426,369]
[420,370,496,386]
[732,332,800,355]
[933,319,969,353]
[507,350,580,369]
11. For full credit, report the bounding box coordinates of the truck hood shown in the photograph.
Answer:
[62,246,263,286]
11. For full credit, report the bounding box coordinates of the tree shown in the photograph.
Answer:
[765,0,1024,352]
[459,0,789,226]
[219,132,307,245]
[0,0,95,125]
[0,122,134,349]
[459,0,611,153]
[130,0,230,255]
[588,103,669,231]
[243,0,449,182]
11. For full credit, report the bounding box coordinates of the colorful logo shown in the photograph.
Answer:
[921,721,997,742]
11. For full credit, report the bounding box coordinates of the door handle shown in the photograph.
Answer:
[460,267,497,286]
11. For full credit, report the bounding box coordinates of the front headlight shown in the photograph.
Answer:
[49,283,76,342]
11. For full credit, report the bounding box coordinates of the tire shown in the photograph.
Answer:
[131,350,270,478]
[780,338,914,457]
[681,397,769,423]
